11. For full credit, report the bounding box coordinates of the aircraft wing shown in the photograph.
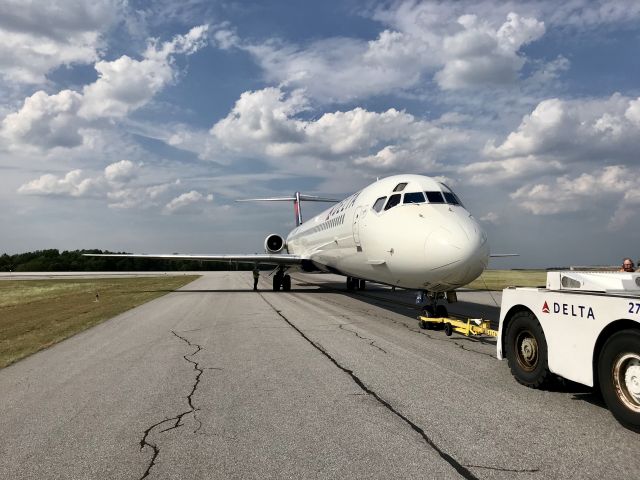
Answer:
[83,253,303,266]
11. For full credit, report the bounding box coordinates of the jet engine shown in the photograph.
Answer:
[264,234,286,254]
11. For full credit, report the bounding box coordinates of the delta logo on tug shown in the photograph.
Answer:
[542,300,595,319]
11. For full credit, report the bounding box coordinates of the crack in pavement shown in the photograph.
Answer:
[138,331,207,479]
[260,294,479,480]
[338,324,388,354]
[465,464,540,473]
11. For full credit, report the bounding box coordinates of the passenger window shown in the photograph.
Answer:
[403,192,425,204]
[393,182,408,192]
[372,197,386,212]
[384,194,402,210]
[425,191,445,203]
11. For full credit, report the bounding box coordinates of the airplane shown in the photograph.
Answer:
[86,174,500,317]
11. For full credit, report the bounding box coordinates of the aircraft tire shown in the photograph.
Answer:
[273,275,281,291]
[282,274,291,291]
[598,330,640,432]
[505,311,551,389]
[435,305,448,318]
[419,306,434,330]
[358,279,366,290]
[346,276,354,290]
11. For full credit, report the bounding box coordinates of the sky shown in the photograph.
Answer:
[1,0,640,268]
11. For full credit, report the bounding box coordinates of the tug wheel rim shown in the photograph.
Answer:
[515,330,538,372]
[613,353,640,412]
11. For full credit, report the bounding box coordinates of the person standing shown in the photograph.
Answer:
[252,267,260,290]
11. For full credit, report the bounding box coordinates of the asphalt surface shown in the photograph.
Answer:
[1,272,638,479]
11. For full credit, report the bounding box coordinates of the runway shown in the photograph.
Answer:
[0,272,638,479]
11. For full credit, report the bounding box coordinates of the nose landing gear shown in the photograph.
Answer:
[417,291,449,329]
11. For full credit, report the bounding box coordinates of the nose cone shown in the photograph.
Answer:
[424,214,488,287]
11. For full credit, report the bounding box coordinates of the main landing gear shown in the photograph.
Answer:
[272,268,292,292]
[346,276,365,291]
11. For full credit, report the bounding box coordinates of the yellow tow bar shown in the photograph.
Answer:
[417,316,498,338]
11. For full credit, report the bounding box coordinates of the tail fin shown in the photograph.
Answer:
[237,192,339,226]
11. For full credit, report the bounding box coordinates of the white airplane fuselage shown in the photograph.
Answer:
[284,175,489,291]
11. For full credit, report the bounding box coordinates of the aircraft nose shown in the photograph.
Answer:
[424,215,488,285]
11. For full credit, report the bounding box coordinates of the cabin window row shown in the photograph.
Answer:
[372,191,462,212]
[307,213,346,235]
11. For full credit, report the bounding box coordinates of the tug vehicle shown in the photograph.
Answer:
[497,271,640,431]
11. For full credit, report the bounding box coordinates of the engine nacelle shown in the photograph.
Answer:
[264,234,286,254]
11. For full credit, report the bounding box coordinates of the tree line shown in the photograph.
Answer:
[0,250,255,272]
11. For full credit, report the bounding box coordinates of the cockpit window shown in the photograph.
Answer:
[384,193,402,210]
[439,183,465,207]
[403,192,425,204]
[442,192,459,205]
[372,196,386,212]
[425,191,445,203]
[393,182,408,192]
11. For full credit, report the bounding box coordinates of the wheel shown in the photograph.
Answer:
[346,276,353,290]
[435,305,448,318]
[598,330,640,432]
[282,274,291,291]
[444,322,453,336]
[358,279,366,290]
[418,306,434,329]
[504,311,551,388]
[272,275,282,291]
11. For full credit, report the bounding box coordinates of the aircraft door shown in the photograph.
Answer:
[353,206,363,247]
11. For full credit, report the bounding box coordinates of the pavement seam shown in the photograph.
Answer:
[138,330,206,479]
[260,293,479,480]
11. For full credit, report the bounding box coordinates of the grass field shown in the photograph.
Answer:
[0,275,199,369]
[465,269,548,291]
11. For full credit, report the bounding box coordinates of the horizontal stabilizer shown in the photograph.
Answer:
[236,191,340,226]
[236,195,340,203]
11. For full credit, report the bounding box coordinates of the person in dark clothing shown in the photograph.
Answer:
[253,267,260,290]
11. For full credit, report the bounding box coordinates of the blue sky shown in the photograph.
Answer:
[1,0,640,268]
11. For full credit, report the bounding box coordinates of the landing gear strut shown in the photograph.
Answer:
[346,276,366,291]
[273,268,291,292]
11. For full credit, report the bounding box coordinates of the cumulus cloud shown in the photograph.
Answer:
[435,13,544,90]
[479,212,500,224]
[210,87,469,172]
[0,25,209,151]
[225,10,544,101]
[463,94,640,184]
[510,165,632,216]
[164,190,213,214]
[104,159,138,182]
[17,169,100,197]
[0,0,121,84]
[16,160,185,211]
